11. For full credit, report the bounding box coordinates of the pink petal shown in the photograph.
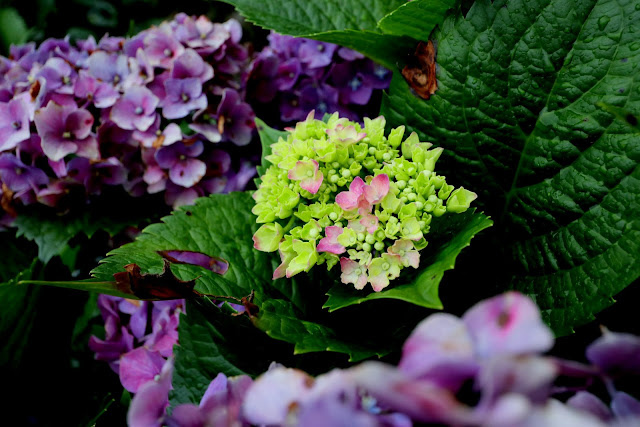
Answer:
[359,213,379,234]
[364,174,390,204]
[335,191,360,211]
[300,170,323,194]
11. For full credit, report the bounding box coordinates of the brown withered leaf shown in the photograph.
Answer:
[1,183,17,217]
[401,40,438,100]
[113,260,202,300]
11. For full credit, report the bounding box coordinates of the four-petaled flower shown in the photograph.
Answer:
[288,159,323,194]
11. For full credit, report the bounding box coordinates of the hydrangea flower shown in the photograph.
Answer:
[89,295,185,393]
[246,32,392,126]
[125,291,640,426]
[0,12,257,217]
[252,112,477,291]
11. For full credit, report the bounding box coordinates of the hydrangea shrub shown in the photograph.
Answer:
[252,112,476,291]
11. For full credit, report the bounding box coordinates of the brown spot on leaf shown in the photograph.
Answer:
[113,260,201,300]
[401,40,438,100]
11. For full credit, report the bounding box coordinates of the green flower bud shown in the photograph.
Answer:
[401,132,420,159]
[362,242,372,252]
[387,125,405,148]
[447,187,478,213]
[252,222,284,252]
[374,241,385,251]
[438,183,454,200]
[365,234,376,245]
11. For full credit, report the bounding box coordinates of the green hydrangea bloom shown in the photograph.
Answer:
[252,112,478,291]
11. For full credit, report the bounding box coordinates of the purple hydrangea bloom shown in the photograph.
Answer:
[34,102,98,161]
[247,32,391,126]
[216,88,254,146]
[110,86,159,131]
[162,77,207,119]
[155,140,206,188]
[0,97,31,151]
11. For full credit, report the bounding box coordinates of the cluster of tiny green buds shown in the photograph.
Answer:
[252,111,477,291]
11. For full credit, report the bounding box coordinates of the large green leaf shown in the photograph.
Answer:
[381,0,640,333]
[377,0,457,40]
[91,192,390,361]
[92,192,272,302]
[15,197,159,264]
[324,210,493,311]
[221,0,451,70]
[170,300,289,406]
[255,299,392,362]
[219,0,406,35]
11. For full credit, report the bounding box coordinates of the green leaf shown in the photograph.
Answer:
[0,8,28,51]
[381,0,640,334]
[255,299,392,362]
[255,117,287,185]
[92,192,407,362]
[377,0,458,40]
[15,199,157,264]
[303,30,414,71]
[219,0,406,35]
[92,192,273,302]
[324,210,493,311]
[0,236,40,368]
[170,300,286,406]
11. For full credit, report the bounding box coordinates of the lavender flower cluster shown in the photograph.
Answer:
[127,292,640,427]
[0,12,256,224]
[246,32,392,125]
[89,295,185,394]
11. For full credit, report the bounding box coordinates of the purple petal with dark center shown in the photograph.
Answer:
[0,97,30,151]
[169,158,206,187]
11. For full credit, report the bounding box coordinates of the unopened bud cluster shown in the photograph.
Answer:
[252,112,477,292]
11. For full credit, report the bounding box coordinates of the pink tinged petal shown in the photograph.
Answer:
[369,272,390,292]
[350,362,472,425]
[169,158,206,187]
[119,347,166,393]
[388,240,420,269]
[399,313,477,390]
[74,135,100,160]
[127,357,173,427]
[339,257,367,289]
[364,174,390,204]
[359,213,379,234]
[462,291,554,359]
[242,367,313,425]
[162,123,182,146]
[288,160,323,194]
[566,392,612,421]
[317,226,346,255]
[66,109,94,140]
[301,170,323,194]
[336,177,367,211]
[335,190,360,211]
